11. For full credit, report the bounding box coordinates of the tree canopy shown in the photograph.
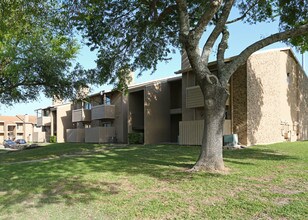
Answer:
[0,0,87,105]
[68,0,307,87]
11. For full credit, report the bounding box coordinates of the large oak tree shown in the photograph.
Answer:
[0,0,87,105]
[68,0,308,171]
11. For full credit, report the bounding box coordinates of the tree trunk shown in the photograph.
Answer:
[191,83,228,172]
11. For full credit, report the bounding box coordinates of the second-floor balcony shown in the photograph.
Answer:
[186,86,230,109]
[91,105,115,120]
[72,109,91,122]
[37,116,51,127]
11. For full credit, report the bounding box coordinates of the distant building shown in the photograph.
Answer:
[0,114,39,143]
[67,90,128,143]
[35,102,73,143]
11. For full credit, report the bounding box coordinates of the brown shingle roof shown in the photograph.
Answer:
[0,115,36,124]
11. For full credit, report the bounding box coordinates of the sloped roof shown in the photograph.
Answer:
[174,47,303,74]
[0,115,36,124]
[16,115,37,124]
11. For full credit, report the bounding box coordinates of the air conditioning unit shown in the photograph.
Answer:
[223,134,238,146]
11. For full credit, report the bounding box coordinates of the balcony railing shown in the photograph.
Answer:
[91,105,115,120]
[37,116,51,126]
[66,128,85,142]
[85,127,115,143]
[72,109,91,122]
[186,86,230,108]
[179,119,231,145]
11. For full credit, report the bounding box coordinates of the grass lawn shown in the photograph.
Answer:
[0,142,307,219]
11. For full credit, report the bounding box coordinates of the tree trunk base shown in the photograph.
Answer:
[188,157,229,173]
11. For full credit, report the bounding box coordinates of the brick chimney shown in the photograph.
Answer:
[181,50,191,70]
[24,114,29,123]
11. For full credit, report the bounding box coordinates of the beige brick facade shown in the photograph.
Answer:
[246,49,307,145]
[179,48,308,146]
[231,64,248,145]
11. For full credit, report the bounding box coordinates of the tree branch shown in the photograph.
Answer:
[201,0,234,64]
[217,27,229,80]
[224,24,308,84]
[226,1,258,24]
[154,4,177,25]
[0,80,45,96]
[175,0,190,37]
[193,0,223,44]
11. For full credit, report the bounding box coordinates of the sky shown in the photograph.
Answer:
[0,15,307,116]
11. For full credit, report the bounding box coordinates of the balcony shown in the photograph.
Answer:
[186,86,230,108]
[85,127,115,143]
[37,116,51,126]
[72,109,91,122]
[66,128,85,142]
[91,105,115,120]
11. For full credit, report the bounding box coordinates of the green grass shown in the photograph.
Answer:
[0,142,307,219]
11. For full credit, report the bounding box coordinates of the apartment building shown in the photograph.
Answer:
[67,90,128,143]
[36,48,308,146]
[177,48,308,145]
[0,114,38,143]
[35,100,73,143]
[128,76,182,144]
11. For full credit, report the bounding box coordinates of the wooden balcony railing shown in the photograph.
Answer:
[37,116,51,126]
[91,105,115,120]
[72,109,91,122]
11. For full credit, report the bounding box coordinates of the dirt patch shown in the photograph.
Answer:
[201,196,226,205]
[252,212,274,220]
[270,186,302,195]
[245,175,276,183]
[274,197,292,206]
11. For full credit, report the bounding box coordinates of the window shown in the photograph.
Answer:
[105,96,111,105]
[43,109,50,116]
[103,122,112,127]
[17,124,22,130]
[98,120,112,127]
[225,106,231,120]
[84,102,91,109]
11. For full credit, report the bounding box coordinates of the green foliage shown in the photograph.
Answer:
[66,0,308,90]
[66,0,180,88]
[278,0,308,52]
[128,133,144,144]
[0,0,88,105]
[237,0,308,52]
[49,136,57,143]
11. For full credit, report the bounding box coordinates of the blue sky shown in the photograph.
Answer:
[0,18,307,116]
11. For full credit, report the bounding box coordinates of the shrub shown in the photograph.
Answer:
[50,136,57,143]
[128,133,144,144]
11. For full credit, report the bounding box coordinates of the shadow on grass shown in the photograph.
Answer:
[0,143,299,213]
[223,147,298,161]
